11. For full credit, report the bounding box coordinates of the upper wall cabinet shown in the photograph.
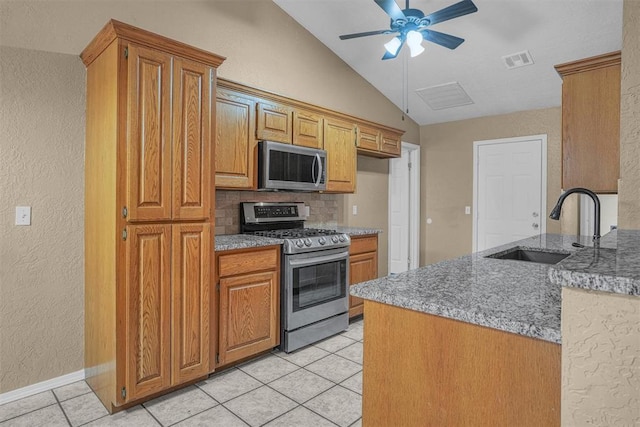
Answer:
[216,88,256,189]
[555,51,621,193]
[257,101,293,143]
[325,117,357,193]
[214,78,405,192]
[293,109,324,149]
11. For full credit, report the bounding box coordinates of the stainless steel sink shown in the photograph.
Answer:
[486,247,571,265]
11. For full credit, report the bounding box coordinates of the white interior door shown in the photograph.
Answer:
[388,143,420,273]
[473,135,547,252]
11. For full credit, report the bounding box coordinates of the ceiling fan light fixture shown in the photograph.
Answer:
[406,30,425,57]
[384,36,402,55]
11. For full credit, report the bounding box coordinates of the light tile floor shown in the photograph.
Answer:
[0,319,364,427]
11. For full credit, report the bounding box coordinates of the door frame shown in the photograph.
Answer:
[472,134,547,253]
[388,142,421,272]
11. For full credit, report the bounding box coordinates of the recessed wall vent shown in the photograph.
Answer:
[502,50,534,69]
[415,82,474,110]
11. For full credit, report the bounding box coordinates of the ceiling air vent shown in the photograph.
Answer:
[502,50,534,69]
[415,82,474,110]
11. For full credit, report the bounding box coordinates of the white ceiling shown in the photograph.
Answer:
[274,0,623,125]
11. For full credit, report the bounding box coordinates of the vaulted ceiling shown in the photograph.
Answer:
[274,0,623,125]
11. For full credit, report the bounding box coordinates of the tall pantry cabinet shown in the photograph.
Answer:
[81,20,225,412]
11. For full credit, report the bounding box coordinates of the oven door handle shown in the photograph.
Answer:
[288,251,349,267]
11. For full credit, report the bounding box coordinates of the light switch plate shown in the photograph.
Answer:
[352,205,358,215]
[465,206,471,215]
[16,206,31,226]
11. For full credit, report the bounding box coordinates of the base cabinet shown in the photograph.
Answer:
[349,235,378,318]
[216,246,280,366]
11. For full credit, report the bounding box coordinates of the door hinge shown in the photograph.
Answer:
[121,387,126,399]
[122,228,127,241]
[216,282,220,291]
[408,162,412,171]
[124,47,128,59]
[216,354,220,364]
[122,206,128,218]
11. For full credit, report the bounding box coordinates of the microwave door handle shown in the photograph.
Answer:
[314,153,322,187]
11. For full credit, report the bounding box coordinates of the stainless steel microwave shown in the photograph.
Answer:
[258,141,327,191]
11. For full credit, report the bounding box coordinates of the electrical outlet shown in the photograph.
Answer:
[16,206,31,226]
[465,206,471,215]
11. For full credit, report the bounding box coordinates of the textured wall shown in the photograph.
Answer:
[561,287,640,426]
[419,107,567,265]
[339,156,390,277]
[618,0,640,228]
[0,46,85,393]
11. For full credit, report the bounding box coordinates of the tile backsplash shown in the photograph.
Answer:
[215,191,338,235]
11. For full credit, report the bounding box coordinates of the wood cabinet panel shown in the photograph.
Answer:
[217,247,279,278]
[293,109,324,149]
[362,300,561,426]
[555,52,621,193]
[349,234,378,318]
[126,224,172,400]
[215,89,256,189]
[381,132,401,157]
[324,118,356,193]
[172,59,212,220]
[218,270,279,365]
[127,45,172,221]
[216,246,280,367]
[257,102,293,144]
[356,124,380,152]
[171,224,211,384]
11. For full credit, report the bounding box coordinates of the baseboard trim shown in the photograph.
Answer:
[0,370,86,405]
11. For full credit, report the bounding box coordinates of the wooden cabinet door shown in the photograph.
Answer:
[561,63,620,192]
[215,89,256,189]
[127,45,172,221]
[172,59,212,220]
[349,251,377,318]
[171,223,211,384]
[218,270,279,366]
[125,224,172,400]
[256,102,293,144]
[324,118,356,193]
[356,124,380,152]
[293,109,324,149]
[381,132,401,157]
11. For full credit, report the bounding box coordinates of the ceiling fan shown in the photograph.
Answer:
[339,0,478,60]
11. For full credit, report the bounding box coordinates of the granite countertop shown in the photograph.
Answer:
[548,229,640,296]
[351,234,597,344]
[215,234,283,252]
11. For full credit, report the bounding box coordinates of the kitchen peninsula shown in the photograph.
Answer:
[351,231,640,427]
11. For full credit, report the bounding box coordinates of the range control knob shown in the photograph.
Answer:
[331,235,339,243]
[296,239,304,248]
[318,237,327,245]
[304,238,312,247]
[338,235,346,242]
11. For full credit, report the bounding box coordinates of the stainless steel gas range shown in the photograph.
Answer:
[241,202,350,353]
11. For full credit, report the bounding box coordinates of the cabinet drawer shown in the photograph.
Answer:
[218,246,279,278]
[349,235,378,255]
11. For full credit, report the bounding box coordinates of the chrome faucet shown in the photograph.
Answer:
[549,187,601,245]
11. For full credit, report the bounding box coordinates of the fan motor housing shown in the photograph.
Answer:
[391,8,430,31]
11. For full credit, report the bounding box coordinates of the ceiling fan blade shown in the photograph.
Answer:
[421,29,465,49]
[339,29,390,40]
[424,0,478,26]
[374,0,406,21]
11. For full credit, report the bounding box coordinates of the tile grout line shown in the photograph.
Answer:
[51,391,73,427]
[0,402,62,426]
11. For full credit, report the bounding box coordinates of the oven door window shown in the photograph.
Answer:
[292,259,347,311]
